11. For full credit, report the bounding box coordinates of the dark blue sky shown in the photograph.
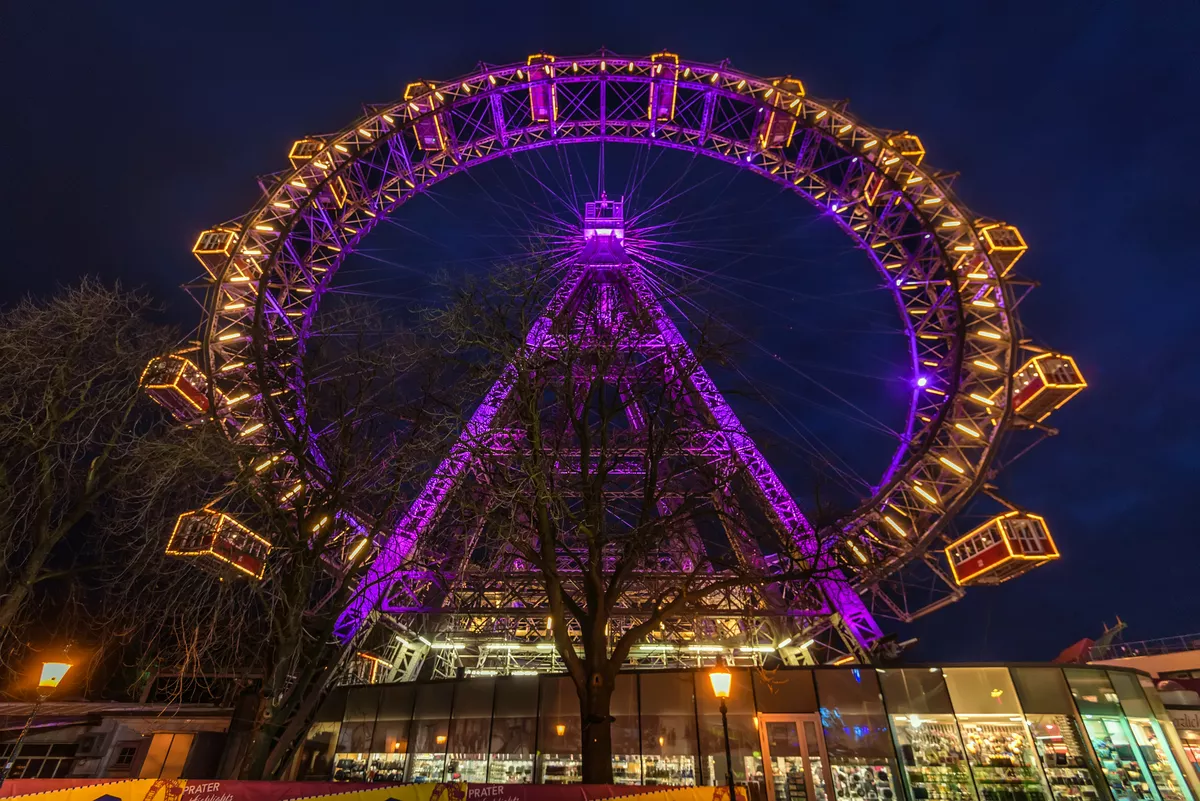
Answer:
[2,1,1196,662]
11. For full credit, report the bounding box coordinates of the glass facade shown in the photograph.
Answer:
[315,665,1194,801]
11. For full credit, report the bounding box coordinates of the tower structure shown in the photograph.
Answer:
[335,196,883,676]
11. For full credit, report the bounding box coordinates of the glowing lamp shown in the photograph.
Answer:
[916,376,928,387]
[709,667,732,699]
[435,734,447,745]
[555,724,566,737]
[39,661,72,689]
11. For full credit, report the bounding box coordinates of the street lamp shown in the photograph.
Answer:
[0,659,74,785]
[708,666,736,801]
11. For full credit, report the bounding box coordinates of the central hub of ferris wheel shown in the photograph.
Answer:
[580,194,628,264]
[142,52,1089,680]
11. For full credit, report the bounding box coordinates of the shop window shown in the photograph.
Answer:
[1134,674,1200,800]
[611,675,641,785]
[365,684,415,782]
[409,681,452,783]
[1,742,77,779]
[754,669,818,714]
[446,678,494,782]
[334,685,381,781]
[1066,669,1163,801]
[489,676,538,783]
[697,668,761,792]
[1010,667,1108,801]
[944,668,1053,801]
[1109,672,1191,801]
[639,671,700,786]
[880,668,977,801]
[815,669,901,801]
[114,746,138,768]
[539,675,583,784]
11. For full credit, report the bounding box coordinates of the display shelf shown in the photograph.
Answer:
[331,754,368,782]
[893,718,976,801]
[487,756,534,784]
[445,753,488,782]
[960,720,1051,801]
[539,755,582,784]
[1127,720,1188,801]
[1040,766,1102,801]
[612,755,643,785]
[903,764,977,801]
[643,754,697,785]
[830,759,897,801]
[1027,715,1102,801]
[1089,739,1152,801]
[366,755,407,782]
[408,753,448,783]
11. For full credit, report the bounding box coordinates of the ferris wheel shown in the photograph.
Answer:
[143,52,1086,671]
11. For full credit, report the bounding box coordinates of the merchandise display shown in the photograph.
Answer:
[960,719,1050,801]
[366,754,406,782]
[331,754,368,782]
[643,754,697,785]
[538,755,582,784]
[830,759,898,801]
[1126,720,1189,801]
[767,757,814,801]
[706,755,767,793]
[612,755,644,785]
[445,753,488,782]
[891,717,977,801]
[408,752,447,783]
[487,757,534,784]
[1082,719,1155,801]
[1025,715,1102,801]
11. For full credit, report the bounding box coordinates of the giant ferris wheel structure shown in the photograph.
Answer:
[144,52,1086,678]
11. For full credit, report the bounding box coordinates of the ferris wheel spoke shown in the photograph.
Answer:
[633,249,900,332]
[644,269,904,443]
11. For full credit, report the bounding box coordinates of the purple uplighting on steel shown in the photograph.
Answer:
[335,200,883,647]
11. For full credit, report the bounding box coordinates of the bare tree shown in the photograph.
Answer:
[397,260,841,782]
[99,297,453,779]
[0,281,177,660]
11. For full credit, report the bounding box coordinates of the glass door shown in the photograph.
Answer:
[759,714,833,801]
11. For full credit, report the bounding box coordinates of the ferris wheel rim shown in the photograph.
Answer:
[195,52,1023,592]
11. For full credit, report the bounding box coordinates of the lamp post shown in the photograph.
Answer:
[709,666,736,801]
[0,661,73,786]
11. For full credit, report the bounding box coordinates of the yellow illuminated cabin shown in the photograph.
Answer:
[404,81,446,151]
[526,54,557,123]
[288,138,324,168]
[979,222,1028,275]
[756,77,805,149]
[191,228,238,278]
[141,354,220,422]
[167,509,271,580]
[1003,353,1086,425]
[885,133,926,165]
[649,52,680,122]
[946,512,1059,586]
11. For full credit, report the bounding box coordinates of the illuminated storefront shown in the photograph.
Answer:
[298,665,1198,801]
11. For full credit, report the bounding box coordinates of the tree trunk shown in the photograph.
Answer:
[238,697,280,780]
[579,673,615,784]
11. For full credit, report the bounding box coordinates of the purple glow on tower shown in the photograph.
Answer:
[334,197,883,650]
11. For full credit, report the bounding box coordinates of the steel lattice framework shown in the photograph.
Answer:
[151,52,1086,671]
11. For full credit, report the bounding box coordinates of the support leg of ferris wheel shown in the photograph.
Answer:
[334,202,883,657]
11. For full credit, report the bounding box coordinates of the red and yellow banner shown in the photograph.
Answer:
[0,781,742,801]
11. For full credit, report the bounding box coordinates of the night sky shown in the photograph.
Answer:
[3,1,1197,663]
